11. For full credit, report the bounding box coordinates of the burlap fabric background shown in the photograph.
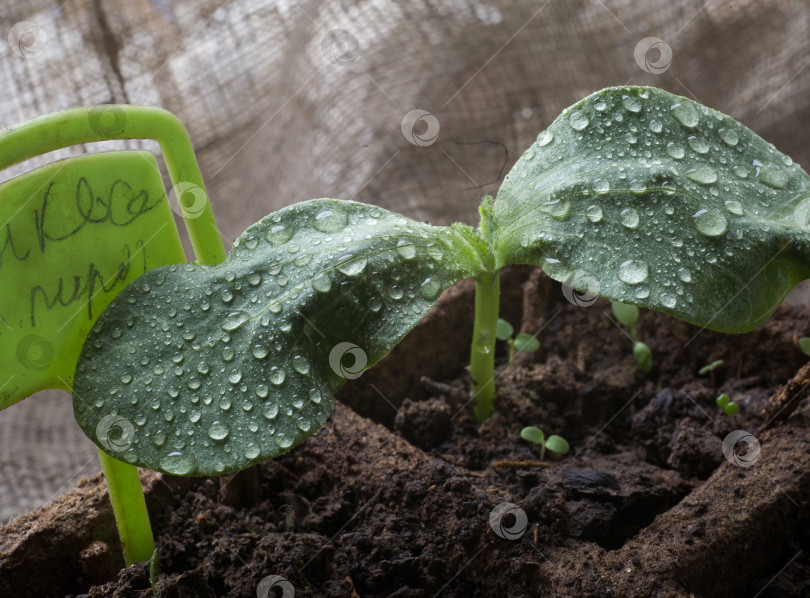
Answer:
[1,0,808,519]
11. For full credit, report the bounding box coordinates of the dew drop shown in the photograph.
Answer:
[666,143,685,160]
[634,286,650,299]
[724,200,744,215]
[648,119,663,133]
[252,344,269,359]
[537,130,554,146]
[270,367,286,386]
[228,369,243,384]
[419,277,443,300]
[389,286,404,300]
[189,410,201,423]
[595,100,608,111]
[569,110,590,131]
[336,255,368,276]
[660,292,677,308]
[619,260,649,285]
[269,301,282,314]
[396,240,417,260]
[245,444,261,459]
[293,355,310,374]
[152,431,167,448]
[677,267,693,283]
[221,346,235,362]
[718,127,739,146]
[297,419,312,432]
[685,164,718,185]
[263,402,279,419]
[248,273,262,286]
[222,311,250,331]
[265,224,293,246]
[693,209,728,237]
[160,452,197,475]
[585,205,603,222]
[687,136,710,154]
[120,374,133,385]
[671,102,699,128]
[208,421,230,441]
[313,209,349,233]
[221,290,234,303]
[733,165,749,178]
[620,208,640,229]
[312,273,332,293]
[622,95,642,113]
[592,179,610,194]
[758,163,789,189]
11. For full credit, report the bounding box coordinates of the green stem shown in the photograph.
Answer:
[97,448,155,565]
[470,271,500,422]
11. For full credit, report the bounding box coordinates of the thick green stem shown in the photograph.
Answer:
[470,271,500,422]
[97,448,155,565]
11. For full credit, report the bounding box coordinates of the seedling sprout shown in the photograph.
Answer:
[496,318,541,365]
[520,426,570,461]
[610,301,653,372]
[715,393,738,416]
[6,85,810,570]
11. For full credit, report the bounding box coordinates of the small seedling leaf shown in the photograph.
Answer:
[73,199,485,475]
[544,435,570,455]
[520,426,545,445]
[716,393,730,408]
[611,301,640,328]
[798,337,810,356]
[724,402,739,416]
[494,86,810,333]
[496,318,514,341]
[699,359,724,375]
[633,341,653,372]
[513,333,540,353]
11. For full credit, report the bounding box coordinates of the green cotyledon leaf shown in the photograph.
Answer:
[494,86,810,333]
[73,199,487,475]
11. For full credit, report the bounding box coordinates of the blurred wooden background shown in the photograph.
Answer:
[1,0,808,519]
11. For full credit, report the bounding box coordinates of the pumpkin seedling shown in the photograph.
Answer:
[66,86,810,484]
[610,301,653,372]
[520,426,570,461]
[715,393,738,416]
[699,359,724,388]
[496,318,540,365]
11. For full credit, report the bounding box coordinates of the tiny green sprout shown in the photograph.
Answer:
[611,301,652,372]
[798,337,810,356]
[149,548,161,597]
[520,426,570,461]
[715,393,738,417]
[699,360,725,375]
[496,318,540,365]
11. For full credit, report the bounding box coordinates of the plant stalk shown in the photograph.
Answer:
[97,448,156,565]
[470,271,500,422]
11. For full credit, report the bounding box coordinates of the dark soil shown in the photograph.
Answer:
[3,267,810,598]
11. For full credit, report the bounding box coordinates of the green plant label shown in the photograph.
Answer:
[0,151,185,408]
